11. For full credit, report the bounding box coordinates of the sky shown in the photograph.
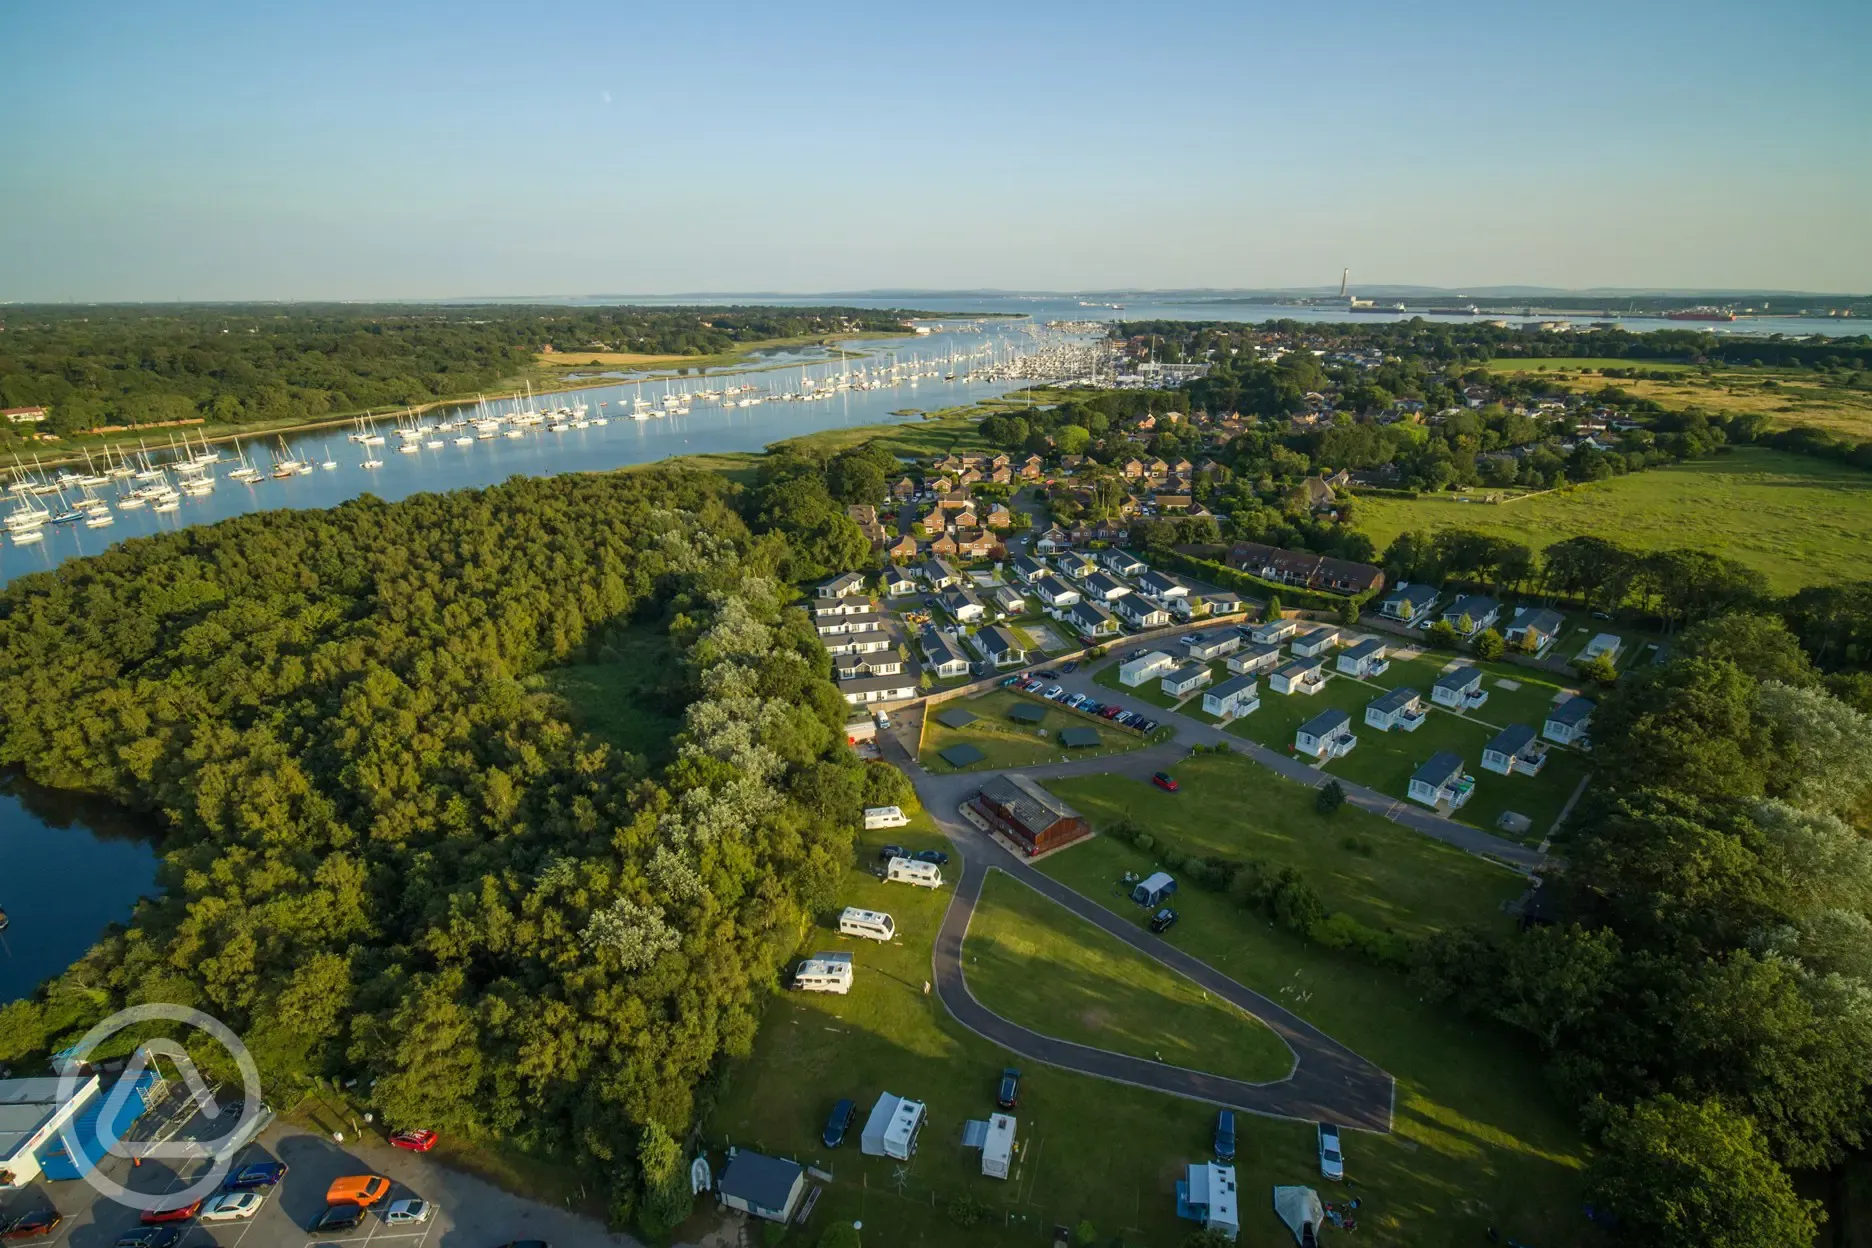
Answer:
[2,0,1868,301]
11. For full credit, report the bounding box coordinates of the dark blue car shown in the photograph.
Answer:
[224,1160,288,1190]
[1214,1109,1236,1162]
[822,1098,856,1148]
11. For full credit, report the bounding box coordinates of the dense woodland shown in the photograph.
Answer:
[0,467,913,1232]
[0,304,917,437]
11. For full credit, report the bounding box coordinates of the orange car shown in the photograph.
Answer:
[324,1174,391,1206]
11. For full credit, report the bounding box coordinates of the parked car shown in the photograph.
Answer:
[1149,907,1179,933]
[1036,670,1058,679]
[1,1211,62,1242]
[199,1190,265,1222]
[996,1067,1021,1109]
[1318,1122,1345,1180]
[1152,772,1179,792]
[877,844,908,861]
[1062,660,1079,674]
[1101,705,1122,719]
[822,1097,857,1147]
[1044,685,1063,699]
[113,1230,182,1248]
[913,849,949,865]
[1140,719,1159,734]
[311,1204,367,1233]
[140,1199,203,1225]
[1125,649,1147,661]
[384,1199,436,1225]
[390,1128,438,1152]
[224,1160,288,1190]
[1214,1110,1237,1162]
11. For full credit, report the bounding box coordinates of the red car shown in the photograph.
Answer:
[141,1198,203,1224]
[1152,771,1179,793]
[390,1129,438,1152]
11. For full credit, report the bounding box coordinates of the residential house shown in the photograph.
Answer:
[1504,606,1565,655]
[818,571,865,599]
[1270,657,1327,696]
[891,476,918,499]
[882,571,917,597]
[813,596,873,618]
[1034,574,1081,609]
[1481,724,1547,776]
[1034,525,1073,553]
[1118,651,1176,687]
[929,532,959,558]
[974,624,1028,668]
[1154,494,1192,511]
[941,588,985,623]
[1227,643,1283,676]
[1364,687,1427,733]
[1134,570,1188,603]
[1171,458,1193,476]
[1121,458,1145,480]
[1337,637,1389,678]
[958,469,982,487]
[989,465,1014,485]
[718,1150,806,1224]
[840,671,918,705]
[823,630,892,657]
[1431,666,1488,710]
[1295,708,1356,759]
[1082,571,1132,603]
[835,653,904,680]
[886,533,920,563]
[1227,542,1385,596]
[919,506,950,534]
[990,453,1011,471]
[1299,476,1336,509]
[1101,550,1147,577]
[1201,590,1246,617]
[1020,454,1045,480]
[1290,625,1341,658]
[1115,595,1171,629]
[1408,752,1475,811]
[815,611,886,637]
[1441,594,1501,638]
[1160,662,1212,698]
[1184,630,1240,661]
[921,558,961,590]
[985,504,1013,529]
[848,507,887,547]
[951,508,979,530]
[992,585,1027,616]
[954,530,998,560]
[1146,457,1169,478]
[1378,582,1439,624]
[919,626,971,679]
[1066,598,1121,640]
[1057,551,1099,579]
[1202,674,1260,719]
[1011,554,1047,582]
[1250,617,1299,645]
[1543,697,1595,745]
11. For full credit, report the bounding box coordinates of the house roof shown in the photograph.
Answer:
[976,773,1079,830]
[1035,573,1077,599]
[977,624,1024,657]
[1487,723,1537,756]
[1011,555,1046,577]
[1207,673,1259,700]
[719,1151,803,1212]
[1368,686,1421,715]
[1275,657,1322,680]
[1234,642,1281,663]
[1509,606,1565,636]
[1067,600,1114,630]
[1434,665,1482,692]
[922,557,959,580]
[1412,751,1465,787]
[1135,570,1182,597]
[1083,572,1128,597]
[1444,594,1499,622]
[840,673,916,696]
[941,588,983,610]
[1165,661,1209,684]
[1299,708,1351,737]
[1295,625,1340,644]
[1382,583,1439,610]
[920,626,969,668]
[818,572,864,596]
[1342,636,1387,660]
[1547,697,1595,727]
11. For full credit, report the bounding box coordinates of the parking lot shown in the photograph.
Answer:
[0,1096,631,1248]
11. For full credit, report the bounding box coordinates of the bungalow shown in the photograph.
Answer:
[840,671,918,705]
[823,630,893,657]
[1337,636,1389,678]
[1066,598,1121,639]
[1481,724,1548,776]
[1270,657,1327,696]
[1441,594,1501,638]
[1431,665,1487,710]
[1101,549,1147,577]
[1290,625,1341,658]
[1250,617,1299,645]
[814,595,873,618]
[1184,630,1240,661]
[1581,632,1624,663]
[1010,554,1047,583]
[1134,570,1188,603]
[992,585,1027,616]
[1115,595,1171,629]
[1202,674,1260,719]
[922,558,961,590]
[1119,651,1176,687]
[1227,643,1283,676]
[919,626,971,678]
[974,624,1028,668]
[883,570,917,597]
[815,611,886,636]
[1227,541,1385,596]
[1378,582,1439,624]
[1057,552,1099,579]
[1034,574,1081,609]
[886,534,920,563]
[1063,598,1115,639]
[818,571,865,599]
[1034,525,1073,553]
[1364,686,1427,733]
[1082,571,1131,602]
[1543,697,1595,745]
[1408,752,1475,811]
[1295,708,1356,760]
[1504,606,1565,655]
[1200,590,1246,617]
[942,588,986,623]
[835,654,904,679]
[1160,662,1212,698]
[1154,494,1192,511]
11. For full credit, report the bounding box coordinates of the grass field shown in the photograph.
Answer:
[1484,357,1694,373]
[920,689,1148,773]
[965,871,1294,1082]
[534,350,692,367]
[537,627,683,764]
[1487,359,1872,440]
[1046,753,1527,936]
[1355,447,1872,592]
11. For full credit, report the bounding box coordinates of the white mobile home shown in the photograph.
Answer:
[1481,724,1547,776]
[1119,651,1176,687]
[1227,643,1283,676]
[981,1113,1017,1180]
[1202,674,1260,719]
[1289,625,1341,658]
[1177,1162,1240,1241]
[1364,687,1427,733]
[1250,617,1299,645]
[1295,708,1356,760]
[838,907,897,942]
[1269,657,1327,696]
[863,806,908,829]
[886,857,944,888]
[1336,636,1389,678]
[793,952,854,994]
[1431,666,1487,711]
[1160,661,1212,698]
[1543,696,1595,745]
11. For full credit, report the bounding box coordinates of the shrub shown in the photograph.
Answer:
[1428,620,1458,648]
[1075,1221,1098,1246]
[947,1195,988,1228]
[1133,832,1154,853]
[1340,834,1375,857]
[1272,875,1327,933]
[1473,628,1506,661]
[1315,780,1346,814]
[1158,849,1184,872]
[763,1222,789,1246]
[1309,911,1413,969]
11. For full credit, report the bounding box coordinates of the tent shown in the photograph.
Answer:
[1273,1185,1325,1245]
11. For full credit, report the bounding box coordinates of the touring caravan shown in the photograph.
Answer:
[864,806,909,830]
[981,1114,1017,1180]
[838,907,896,942]
[792,952,854,994]
[886,857,944,888]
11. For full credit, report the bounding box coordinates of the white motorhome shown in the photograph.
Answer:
[838,907,896,942]
[792,952,854,994]
[981,1113,1017,1180]
[886,857,944,889]
[863,806,909,830]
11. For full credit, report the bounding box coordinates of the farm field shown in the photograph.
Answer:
[1354,448,1872,592]
[1036,834,1594,1246]
[1045,753,1527,936]
[919,688,1148,773]
[1483,357,1694,373]
[1488,359,1872,440]
[964,870,1294,1082]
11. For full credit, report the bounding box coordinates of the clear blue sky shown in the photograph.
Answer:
[2,0,1866,300]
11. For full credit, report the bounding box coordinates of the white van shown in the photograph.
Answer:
[864,805,909,830]
[839,907,896,942]
[793,952,854,994]
[886,857,943,889]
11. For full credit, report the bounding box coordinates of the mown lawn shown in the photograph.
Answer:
[920,688,1147,774]
[1354,447,1872,593]
[1046,754,1525,936]
[965,870,1294,1083]
[1037,837,1595,1247]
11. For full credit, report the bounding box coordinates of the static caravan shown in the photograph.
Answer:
[886,857,944,888]
[981,1114,1017,1180]
[864,805,909,830]
[838,907,896,942]
[793,952,854,994]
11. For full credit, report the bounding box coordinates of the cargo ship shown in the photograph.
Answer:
[1349,302,1407,313]
[1427,305,1480,315]
[1666,307,1736,322]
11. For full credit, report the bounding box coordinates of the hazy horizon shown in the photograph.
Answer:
[4,0,1867,302]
